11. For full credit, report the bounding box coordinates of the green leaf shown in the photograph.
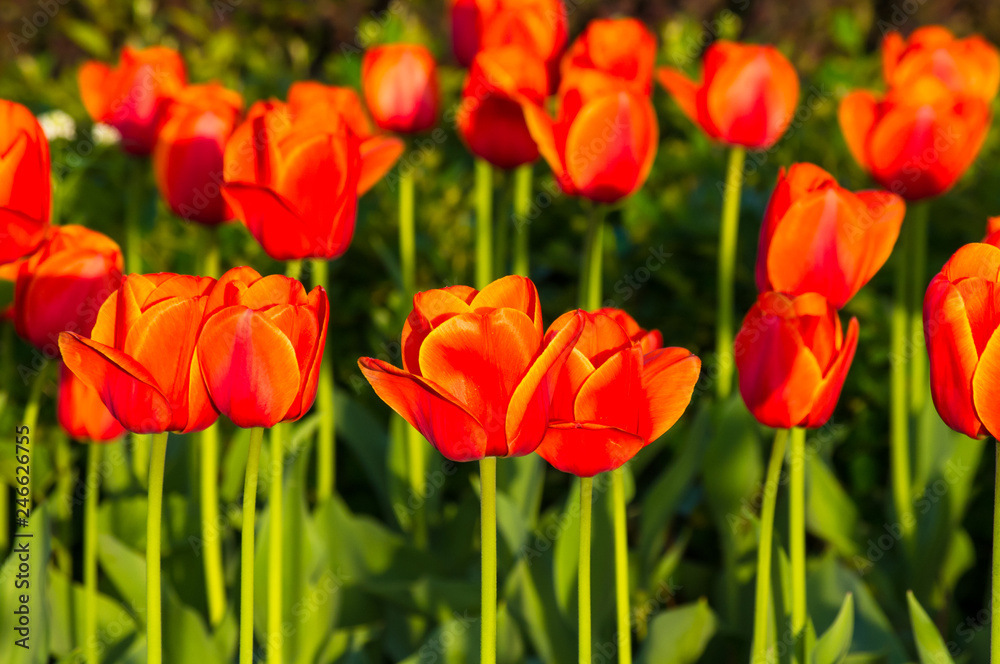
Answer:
[59,19,110,58]
[636,598,716,664]
[812,593,854,664]
[906,591,955,664]
[0,504,53,664]
[806,452,862,557]
[47,565,139,661]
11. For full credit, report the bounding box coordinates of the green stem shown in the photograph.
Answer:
[408,426,428,548]
[908,203,929,417]
[480,457,497,664]
[400,167,416,297]
[612,467,631,664]
[285,259,302,282]
[241,427,265,664]
[891,228,913,551]
[0,324,10,554]
[580,206,605,310]
[475,159,493,290]
[84,443,102,664]
[22,367,47,512]
[751,429,789,663]
[579,477,593,664]
[992,443,1000,662]
[147,432,169,664]
[126,162,146,273]
[312,258,336,501]
[789,427,807,643]
[268,425,284,664]
[200,424,226,627]
[512,163,532,277]
[716,145,746,400]
[203,226,221,278]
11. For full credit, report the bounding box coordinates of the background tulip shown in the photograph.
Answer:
[450,0,567,75]
[58,363,125,441]
[560,18,657,95]
[0,99,51,264]
[736,291,859,429]
[78,46,187,155]
[883,27,1000,102]
[756,163,906,308]
[362,44,439,134]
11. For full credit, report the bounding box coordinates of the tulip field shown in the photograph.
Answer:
[5,1,1000,663]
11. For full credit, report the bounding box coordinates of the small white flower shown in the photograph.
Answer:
[38,110,76,141]
[93,123,122,146]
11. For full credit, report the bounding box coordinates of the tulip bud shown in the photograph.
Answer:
[0,99,51,264]
[362,44,439,134]
[882,27,999,102]
[560,18,657,95]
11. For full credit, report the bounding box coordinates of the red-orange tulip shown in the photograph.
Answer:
[736,292,859,429]
[59,273,219,434]
[457,46,548,169]
[451,0,567,75]
[78,46,187,155]
[923,242,1000,439]
[0,99,50,264]
[756,163,906,308]
[359,275,584,462]
[14,226,123,354]
[839,76,990,201]
[561,18,657,95]
[522,69,658,203]
[197,267,328,429]
[657,40,800,149]
[883,27,1000,102]
[362,44,439,134]
[222,100,360,260]
[986,216,1000,244]
[153,84,243,225]
[535,309,700,477]
[58,363,124,442]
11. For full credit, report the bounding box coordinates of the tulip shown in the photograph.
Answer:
[153,83,243,225]
[0,99,50,264]
[78,46,187,155]
[451,0,568,76]
[362,44,439,134]
[57,363,124,442]
[222,99,361,260]
[657,40,800,149]
[14,225,123,354]
[756,163,906,308]
[561,18,657,95]
[883,27,1000,102]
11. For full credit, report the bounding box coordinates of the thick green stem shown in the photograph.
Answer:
[580,207,605,310]
[22,367,47,511]
[789,427,807,643]
[147,432,169,664]
[269,425,284,664]
[579,477,593,664]
[200,424,227,627]
[992,443,1000,662]
[908,203,929,417]
[133,435,150,488]
[716,146,746,400]
[203,226,221,278]
[241,427,265,664]
[312,258,336,501]
[480,457,497,664]
[125,163,146,274]
[512,164,532,277]
[476,159,493,290]
[891,229,913,550]
[612,468,631,664]
[84,443,102,664]
[400,168,416,296]
[751,429,789,663]
[285,259,302,282]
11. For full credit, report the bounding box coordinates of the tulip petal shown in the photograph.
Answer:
[57,361,125,442]
[838,91,878,171]
[222,182,317,260]
[358,135,404,195]
[78,61,113,122]
[470,275,543,332]
[655,67,700,126]
[548,349,595,422]
[803,317,858,428]
[239,273,309,308]
[521,101,570,189]
[402,288,476,374]
[535,422,645,477]
[942,242,1000,283]
[972,326,1000,439]
[639,348,701,442]
[573,345,644,434]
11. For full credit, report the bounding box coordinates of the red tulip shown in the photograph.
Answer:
[14,225,123,354]
[451,0,567,76]
[59,273,219,434]
[153,83,243,225]
[923,242,1000,439]
[657,40,800,149]
[0,99,50,264]
[457,45,548,169]
[359,275,584,462]
[522,69,658,203]
[756,163,906,308]
[986,216,1000,245]
[561,18,657,95]
[197,266,328,429]
[736,292,859,429]
[58,363,124,442]
[883,27,999,102]
[78,46,187,155]
[222,99,360,260]
[362,44,439,134]
[839,75,990,201]
[535,309,700,477]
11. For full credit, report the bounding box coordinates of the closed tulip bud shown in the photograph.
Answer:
[561,18,657,95]
[756,163,906,308]
[457,45,548,169]
[0,100,51,264]
[153,84,244,225]
[197,267,329,429]
[78,46,187,155]
[451,0,567,76]
[535,309,700,477]
[736,292,859,429]
[59,273,219,434]
[362,44,439,134]
[14,226,123,354]
[657,40,800,149]
[359,275,584,462]
[222,100,361,260]
[58,363,124,442]
[883,27,999,102]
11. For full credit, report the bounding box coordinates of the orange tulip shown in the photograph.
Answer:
[657,40,800,149]
[59,273,219,434]
[14,226,123,354]
[58,363,124,442]
[986,216,1000,244]
[359,275,584,462]
[451,0,567,76]
[197,266,328,429]
[78,46,187,155]
[153,83,243,225]
[535,309,700,477]
[883,27,1000,102]
[457,45,548,169]
[756,163,906,308]
[222,99,360,260]
[522,69,658,203]
[561,18,657,95]
[736,292,859,429]
[839,76,990,201]
[0,99,50,264]
[362,44,439,134]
